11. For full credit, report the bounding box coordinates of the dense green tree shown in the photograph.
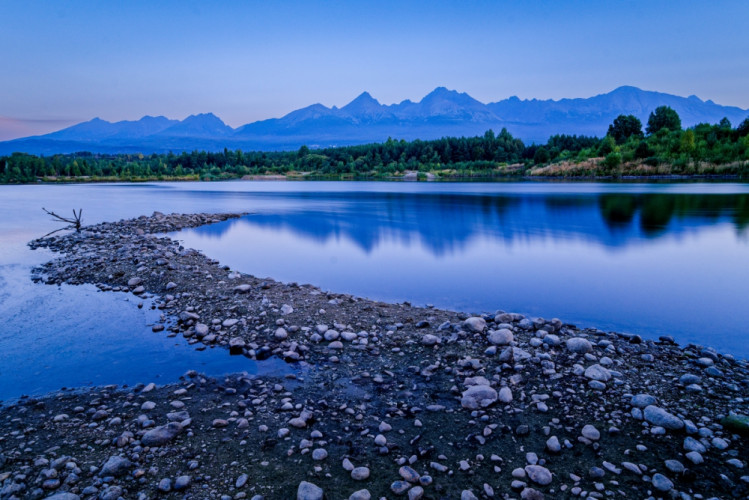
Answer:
[533,147,550,164]
[735,118,749,138]
[646,106,682,135]
[607,115,644,144]
[598,135,617,156]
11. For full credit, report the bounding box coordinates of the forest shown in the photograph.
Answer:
[2,107,748,183]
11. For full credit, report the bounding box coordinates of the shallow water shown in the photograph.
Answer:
[0,180,747,400]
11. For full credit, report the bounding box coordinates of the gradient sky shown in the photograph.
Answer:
[1,0,748,140]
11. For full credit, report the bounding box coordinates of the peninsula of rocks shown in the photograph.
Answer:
[1,212,747,499]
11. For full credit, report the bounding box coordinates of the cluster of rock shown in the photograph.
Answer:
[1,211,745,499]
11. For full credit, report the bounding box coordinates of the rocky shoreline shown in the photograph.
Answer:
[1,212,747,499]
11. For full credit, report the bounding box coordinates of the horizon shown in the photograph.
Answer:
[2,1,748,140]
[5,84,749,142]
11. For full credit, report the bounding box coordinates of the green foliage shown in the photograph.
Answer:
[533,147,550,164]
[646,106,682,135]
[603,152,622,169]
[598,135,617,156]
[608,115,643,144]
[635,140,653,159]
[680,129,696,155]
[736,118,749,138]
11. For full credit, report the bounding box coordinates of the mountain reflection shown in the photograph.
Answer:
[190,191,749,255]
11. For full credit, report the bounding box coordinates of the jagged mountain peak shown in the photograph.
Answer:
[3,86,748,154]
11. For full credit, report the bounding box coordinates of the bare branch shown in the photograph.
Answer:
[41,207,83,235]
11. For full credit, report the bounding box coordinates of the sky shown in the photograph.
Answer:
[1,0,748,140]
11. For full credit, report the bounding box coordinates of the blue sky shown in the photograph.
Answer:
[1,0,748,139]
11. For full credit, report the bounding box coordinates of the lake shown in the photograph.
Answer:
[1,180,748,400]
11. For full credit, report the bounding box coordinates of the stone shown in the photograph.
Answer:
[98,486,123,500]
[581,425,600,441]
[679,373,701,385]
[351,467,370,480]
[665,460,684,473]
[45,494,80,500]
[643,406,684,430]
[174,475,191,491]
[683,436,706,453]
[622,462,641,475]
[236,473,249,488]
[498,386,513,403]
[349,490,371,500]
[297,481,323,500]
[685,451,704,464]
[461,385,498,409]
[391,481,410,494]
[584,364,611,382]
[229,337,246,353]
[281,304,294,315]
[525,465,552,485]
[141,422,183,446]
[421,334,440,346]
[488,329,513,345]
[651,473,673,492]
[312,448,328,460]
[158,478,172,492]
[408,486,424,500]
[546,435,561,453]
[464,317,487,333]
[566,337,592,354]
[399,466,420,483]
[543,334,561,346]
[630,394,656,408]
[99,456,131,477]
[374,434,387,446]
[588,380,606,390]
[461,491,478,500]
[711,437,729,450]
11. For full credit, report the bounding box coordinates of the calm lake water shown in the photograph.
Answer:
[1,180,748,399]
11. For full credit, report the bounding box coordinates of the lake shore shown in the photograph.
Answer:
[5,169,746,185]
[1,212,747,499]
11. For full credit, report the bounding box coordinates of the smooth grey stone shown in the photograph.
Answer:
[566,337,592,354]
[141,422,183,446]
[461,385,498,409]
[297,481,323,500]
[99,456,131,477]
[630,394,656,408]
[683,437,706,453]
[643,406,684,430]
[584,364,611,382]
[652,473,673,492]
[524,465,552,485]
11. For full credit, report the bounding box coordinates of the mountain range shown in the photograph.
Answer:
[2,86,748,155]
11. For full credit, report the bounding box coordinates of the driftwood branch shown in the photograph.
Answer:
[41,207,83,237]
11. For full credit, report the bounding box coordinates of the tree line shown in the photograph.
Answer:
[2,107,748,183]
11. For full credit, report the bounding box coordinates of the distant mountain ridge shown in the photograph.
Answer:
[2,86,748,155]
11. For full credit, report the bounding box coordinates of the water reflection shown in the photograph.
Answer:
[177,188,749,357]
[193,192,749,254]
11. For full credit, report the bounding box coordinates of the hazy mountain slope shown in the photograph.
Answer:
[2,86,747,155]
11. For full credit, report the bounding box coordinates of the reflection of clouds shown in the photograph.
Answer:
[184,192,749,257]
